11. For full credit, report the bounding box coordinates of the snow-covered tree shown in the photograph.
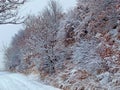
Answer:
[39,0,63,73]
[5,0,63,74]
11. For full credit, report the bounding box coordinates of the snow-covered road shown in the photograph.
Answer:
[0,72,60,90]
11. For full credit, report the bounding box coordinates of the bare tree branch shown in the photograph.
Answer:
[0,0,26,24]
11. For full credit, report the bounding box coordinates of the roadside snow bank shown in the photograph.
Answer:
[0,72,60,90]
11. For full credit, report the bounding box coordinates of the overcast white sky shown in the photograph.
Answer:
[0,0,76,61]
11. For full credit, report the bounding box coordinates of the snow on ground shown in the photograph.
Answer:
[0,72,60,90]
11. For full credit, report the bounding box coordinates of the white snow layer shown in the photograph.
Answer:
[0,72,60,90]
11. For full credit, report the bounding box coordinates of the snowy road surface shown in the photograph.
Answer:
[0,72,60,90]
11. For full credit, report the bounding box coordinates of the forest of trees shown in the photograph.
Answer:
[4,0,120,89]
[4,0,120,73]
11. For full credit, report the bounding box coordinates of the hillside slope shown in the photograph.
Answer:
[4,0,120,90]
